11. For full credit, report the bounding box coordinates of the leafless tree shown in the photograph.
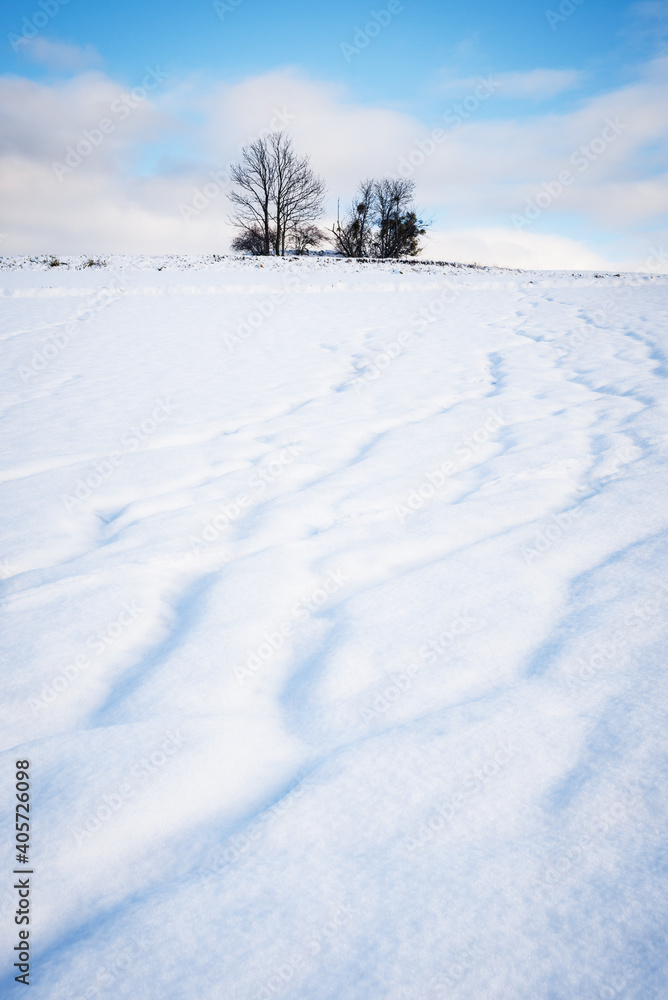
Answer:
[329,180,374,258]
[271,133,326,256]
[290,223,325,255]
[231,223,276,255]
[371,178,411,257]
[229,139,274,256]
[229,133,325,256]
[331,178,429,258]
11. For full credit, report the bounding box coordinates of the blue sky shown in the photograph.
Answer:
[0,0,667,267]
[0,0,653,110]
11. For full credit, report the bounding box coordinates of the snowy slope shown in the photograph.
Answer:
[1,256,667,1000]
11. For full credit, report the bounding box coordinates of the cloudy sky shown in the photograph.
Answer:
[1,0,667,268]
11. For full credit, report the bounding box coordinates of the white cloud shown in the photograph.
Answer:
[632,0,668,12]
[386,67,668,232]
[0,72,169,164]
[438,68,583,101]
[195,70,418,192]
[0,61,665,269]
[627,1,668,44]
[22,38,103,72]
[424,227,614,270]
[494,69,585,99]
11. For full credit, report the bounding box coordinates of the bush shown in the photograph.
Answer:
[231,224,276,256]
[290,223,324,255]
[331,179,429,258]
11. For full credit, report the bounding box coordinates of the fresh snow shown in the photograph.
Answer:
[1,255,667,1000]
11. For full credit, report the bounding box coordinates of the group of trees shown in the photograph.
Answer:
[330,178,427,258]
[229,132,326,256]
[229,133,429,258]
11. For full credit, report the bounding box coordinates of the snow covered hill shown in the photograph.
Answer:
[1,256,667,1000]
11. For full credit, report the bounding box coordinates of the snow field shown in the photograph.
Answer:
[0,256,667,999]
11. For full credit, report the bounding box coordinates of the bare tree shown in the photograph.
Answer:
[229,133,325,256]
[290,223,325,255]
[330,180,374,258]
[271,133,326,256]
[231,223,276,255]
[371,179,427,258]
[331,178,429,258]
[229,139,274,255]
